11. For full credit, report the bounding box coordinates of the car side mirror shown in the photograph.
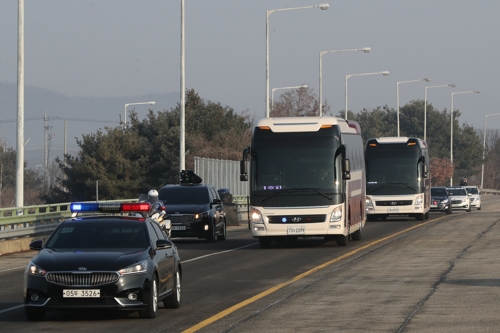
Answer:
[29,240,43,251]
[156,239,172,249]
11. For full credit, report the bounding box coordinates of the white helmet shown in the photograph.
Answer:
[148,189,159,202]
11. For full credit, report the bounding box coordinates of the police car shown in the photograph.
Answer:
[24,202,182,320]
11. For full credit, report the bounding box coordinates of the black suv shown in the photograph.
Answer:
[158,177,226,242]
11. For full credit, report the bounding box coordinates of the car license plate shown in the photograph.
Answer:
[287,226,305,235]
[387,207,399,213]
[171,226,186,231]
[63,289,100,298]
[431,204,437,208]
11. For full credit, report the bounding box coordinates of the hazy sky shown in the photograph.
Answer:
[1,0,500,131]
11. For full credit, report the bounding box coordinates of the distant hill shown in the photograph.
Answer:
[0,82,179,167]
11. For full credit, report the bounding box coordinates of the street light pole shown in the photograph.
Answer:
[180,0,186,172]
[319,47,370,116]
[16,0,25,209]
[266,3,329,118]
[424,84,455,141]
[271,85,308,112]
[124,101,155,129]
[345,71,389,120]
[481,113,500,189]
[450,90,480,186]
[396,78,430,137]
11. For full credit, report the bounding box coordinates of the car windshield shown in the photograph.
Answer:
[466,187,479,194]
[159,186,209,205]
[431,188,447,196]
[46,221,148,249]
[447,189,467,196]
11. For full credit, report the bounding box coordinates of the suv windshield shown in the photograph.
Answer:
[46,221,148,249]
[159,186,210,205]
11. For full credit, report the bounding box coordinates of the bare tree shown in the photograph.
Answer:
[270,87,331,117]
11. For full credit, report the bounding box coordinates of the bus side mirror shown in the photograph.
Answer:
[422,164,428,178]
[342,159,351,180]
[240,160,248,181]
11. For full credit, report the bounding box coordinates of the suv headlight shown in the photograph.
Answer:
[415,195,423,206]
[330,206,343,222]
[27,261,47,276]
[251,208,264,224]
[194,211,210,219]
[441,199,449,204]
[119,260,148,276]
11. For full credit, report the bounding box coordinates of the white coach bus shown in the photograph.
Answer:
[365,137,431,221]
[240,116,366,248]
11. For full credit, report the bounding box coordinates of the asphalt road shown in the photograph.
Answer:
[0,196,499,332]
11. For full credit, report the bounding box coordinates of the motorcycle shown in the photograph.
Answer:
[139,194,172,238]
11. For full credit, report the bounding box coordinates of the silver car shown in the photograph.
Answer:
[446,187,471,212]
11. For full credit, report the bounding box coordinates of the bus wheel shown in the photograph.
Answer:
[337,234,348,246]
[415,213,424,221]
[351,224,362,241]
[424,211,430,219]
[259,237,271,248]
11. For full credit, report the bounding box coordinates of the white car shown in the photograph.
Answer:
[446,187,471,212]
[464,186,481,210]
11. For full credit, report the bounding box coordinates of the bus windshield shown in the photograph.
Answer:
[366,150,421,195]
[249,126,343,207]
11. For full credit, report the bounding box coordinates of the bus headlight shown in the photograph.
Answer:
[330,206,342,222]
[251,208,264,224]
[415,195,423,206]
[365,197,373,208]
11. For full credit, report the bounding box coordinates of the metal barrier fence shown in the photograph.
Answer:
[194,157,248,196]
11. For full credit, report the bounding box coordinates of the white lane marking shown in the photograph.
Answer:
[0,304,23,314]
[0,266,26,274]
[182,243,258,263]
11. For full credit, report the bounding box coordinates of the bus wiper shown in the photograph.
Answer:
[390,182,416,191]
[370,183,416,193]
[295,188,332,200]
[259,190,292,203]
[260,188,332,202]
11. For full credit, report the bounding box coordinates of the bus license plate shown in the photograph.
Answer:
[387,207,399,213]
[63,289,100,298]
[287,226,305,235]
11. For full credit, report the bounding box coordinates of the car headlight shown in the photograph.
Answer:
[251,208,264,224]
[330,206,343,222]
[194,211,210,219]
[462,198,469,203]
[415,195,423,206]
[365,197,373,208]
[27,261,47,276]
[441,199,449,204]
[119,260,148,276]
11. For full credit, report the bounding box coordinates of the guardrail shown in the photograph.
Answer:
[0,200,137,241]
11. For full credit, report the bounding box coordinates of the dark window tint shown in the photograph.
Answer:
[465,187,479,194]
[431,188,447,196]
[46,221,148,249]
[159,186,209,204]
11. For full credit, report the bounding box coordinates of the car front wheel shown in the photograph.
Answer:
[140,277,158,319]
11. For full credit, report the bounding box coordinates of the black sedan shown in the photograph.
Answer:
[24,202,182,320]
[430,187,452,214]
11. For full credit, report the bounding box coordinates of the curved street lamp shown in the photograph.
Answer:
[271,85,308,112]
[319,47,370,116]
[481,113,500,189]
[345,71,389,120]
[124,101,155,129]
[266,3,329,118]
[450,90,480,186]
[396,78,430,137]
[424,84,455,141]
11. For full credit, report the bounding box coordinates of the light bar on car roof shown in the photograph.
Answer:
[70,202,151,213]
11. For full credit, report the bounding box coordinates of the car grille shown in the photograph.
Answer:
[375,200,413,206]
[169,215,194,224]
[451,200,463,204]
[268,215,326,224]
[46,272,119,286]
